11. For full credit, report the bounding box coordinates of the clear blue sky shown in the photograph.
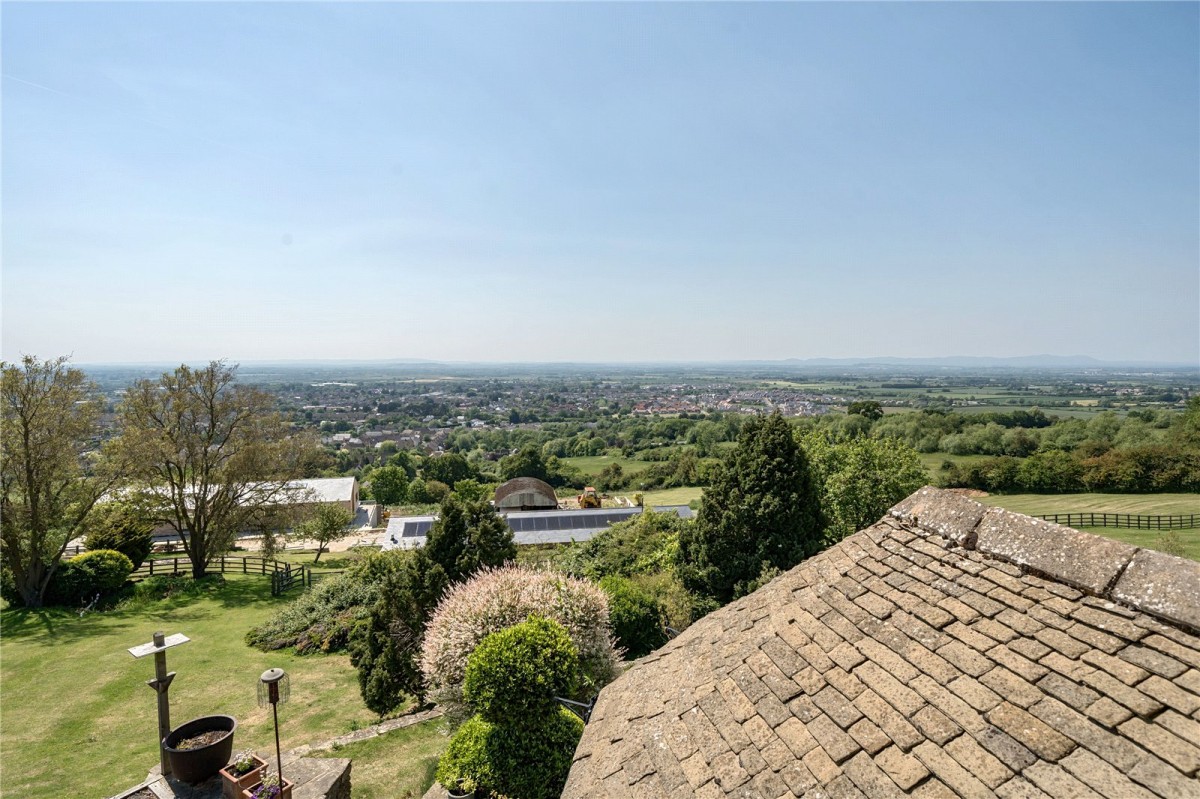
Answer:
[3,2,1197,364]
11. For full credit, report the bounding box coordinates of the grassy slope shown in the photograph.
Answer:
[0,576,382,799]
[313,719,448,799]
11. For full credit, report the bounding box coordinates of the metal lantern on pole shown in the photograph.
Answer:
[258,668,290,787]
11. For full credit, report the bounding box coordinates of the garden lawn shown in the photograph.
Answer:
[0,575,380,799]
[312,718,448,799]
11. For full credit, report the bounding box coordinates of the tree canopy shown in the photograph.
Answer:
[1,356,117,607]
[114,361,314,578]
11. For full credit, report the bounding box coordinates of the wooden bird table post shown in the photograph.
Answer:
[128,631,190,777]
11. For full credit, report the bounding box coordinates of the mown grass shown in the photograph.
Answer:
[313,718,448,799]
[982,493,1200,516]
[982,492,1200,562]
[561,455,654,477]
[0,575,380,799]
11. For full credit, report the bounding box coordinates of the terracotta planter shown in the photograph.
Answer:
[163,715,237,785]
[241,777,294,799]
[219,755,268,799]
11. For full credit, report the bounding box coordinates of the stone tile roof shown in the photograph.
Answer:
[562,487,1200,799]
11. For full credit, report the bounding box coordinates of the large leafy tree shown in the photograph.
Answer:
[369,465,410,506]
[677,412,823,604]
[115,361,313,578]
[801,432,926,543]
[1,356,119,607]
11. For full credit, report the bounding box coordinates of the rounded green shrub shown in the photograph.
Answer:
[436,707,584,799]
[47,549,134,605]
[463,616,579,722]
[83,502,155,568]
[599,576,667,658]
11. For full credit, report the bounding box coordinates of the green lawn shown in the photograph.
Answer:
[561,455,653,478]
[982,493,1200,516]
[0,576,381,799]
[314,718,448,799]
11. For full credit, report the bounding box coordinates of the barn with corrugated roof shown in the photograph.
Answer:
[494,477,559,511]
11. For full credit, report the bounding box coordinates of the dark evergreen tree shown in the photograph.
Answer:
[425,495,516,583]
[677,411,823,604]
[351,549,448,713]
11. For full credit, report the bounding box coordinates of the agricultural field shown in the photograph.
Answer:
[561,454,654,478]
[0,575,435,799]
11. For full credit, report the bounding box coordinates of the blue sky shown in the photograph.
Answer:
[3,2,1197,364]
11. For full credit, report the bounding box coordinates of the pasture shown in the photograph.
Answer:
[562,454,653,477]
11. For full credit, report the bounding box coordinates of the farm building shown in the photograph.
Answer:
[494,476,559,511]
[383,505,694,550]
[562,487,1200,799]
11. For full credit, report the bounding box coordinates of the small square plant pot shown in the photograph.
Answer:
[240,777,294,799]
[219,754,268,799]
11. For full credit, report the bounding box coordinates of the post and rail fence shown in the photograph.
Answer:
[1035,513,1198,531]
[129,555,315,596]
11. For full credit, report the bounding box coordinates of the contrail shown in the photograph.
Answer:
[2,73,73,97]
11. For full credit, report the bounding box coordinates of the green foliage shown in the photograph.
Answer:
[83,502,155,569]
[463,616,580,723]
[246,570,378,653]
[118,574,225,609]
[46,549,134,606]
[296,502,355,562]
[350,549,449,713]
[500,444,552,483]
[559,508,689,580]
[599,576,667,658]
[801,433,927,543]
[423,453,476,486]
[847,400,884,421]
[677,412,824,603]
[941,445,1200,494]
[369,465,410,506]
[2,355,113,608]
[452,479,490,503]
[435,708,583,799]
[425,495,516,584]
[409,478,451,504]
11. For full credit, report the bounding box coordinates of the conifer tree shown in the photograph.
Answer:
[677,411,823,603]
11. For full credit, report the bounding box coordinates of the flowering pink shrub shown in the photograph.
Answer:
[421,565,620,707]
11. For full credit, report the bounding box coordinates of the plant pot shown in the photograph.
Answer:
[241,777,294,799]
[162,714,237,785]
[220,754,268,799]
[445,781,475,799]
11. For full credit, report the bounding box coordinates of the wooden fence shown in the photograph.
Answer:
[1037,513,1199,531]
[131,555,313,596]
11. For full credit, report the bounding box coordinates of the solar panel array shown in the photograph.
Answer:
[384,506,694,549]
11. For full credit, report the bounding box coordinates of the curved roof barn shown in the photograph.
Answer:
[563,487,1200,799]
[494,477,558,511]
